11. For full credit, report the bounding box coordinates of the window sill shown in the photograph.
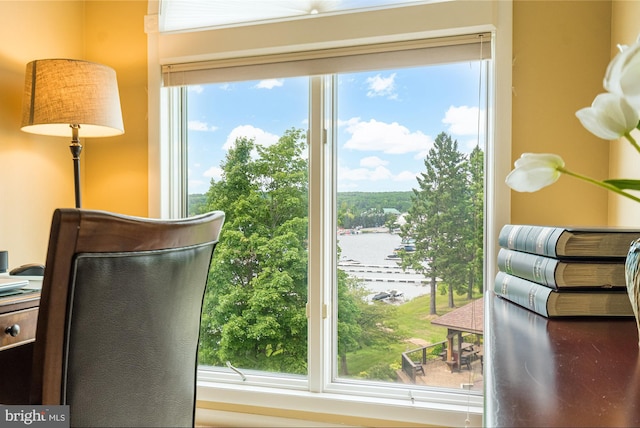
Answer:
[196,379,482,427]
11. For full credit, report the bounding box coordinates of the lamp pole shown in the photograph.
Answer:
[70,124,82,209]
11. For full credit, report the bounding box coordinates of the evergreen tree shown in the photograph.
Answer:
[467,146,484,298]
[400,132,470,314]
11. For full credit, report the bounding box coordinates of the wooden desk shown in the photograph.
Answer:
[485,293,640,427]
[0,290,40,404]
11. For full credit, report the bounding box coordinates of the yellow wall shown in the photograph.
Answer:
[0,1,85,268]
[0,1,147,268]
[83,1,148,216]
[609,0,640,227]
[0,0,633,264]
[510,0,612,226]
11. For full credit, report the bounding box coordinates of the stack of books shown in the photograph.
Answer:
[493,224,640,318]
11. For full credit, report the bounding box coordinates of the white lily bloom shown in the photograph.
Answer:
[505,153,565,192]
[604,40,640,110]
[576,92,639,140]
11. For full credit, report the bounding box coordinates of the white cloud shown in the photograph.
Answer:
[460,137,481,153]
[342,118,433,155]
[442,105,485,136]
[188,120,217,132]
[337,117,359,127]
[394,170,419,182]
[339,164,418,184]
[366,73,397,99]
[223,125,279,150]
[414,150,428,160]
[339,164,393,182]
[255,79,284,89]
[360,156,388,168]
[188,85,204,94]
[203,165,223,181]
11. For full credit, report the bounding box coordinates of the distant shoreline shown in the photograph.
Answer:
[338,227,392,235]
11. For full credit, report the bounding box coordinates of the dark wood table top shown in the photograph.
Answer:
[0,289,40,314]
[485,293,640,427]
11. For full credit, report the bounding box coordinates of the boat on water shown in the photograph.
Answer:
[385,242,415,260]
[394,243,415,252]
[372,289,404,301]
[338,258,362,266]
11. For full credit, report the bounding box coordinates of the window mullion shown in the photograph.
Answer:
[162,86,187,219]
[325,75,338,386]
[307,75,327,392]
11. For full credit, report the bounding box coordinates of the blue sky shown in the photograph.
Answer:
[186,61,485,194]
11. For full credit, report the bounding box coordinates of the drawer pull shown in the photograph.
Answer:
[4,324,20,337]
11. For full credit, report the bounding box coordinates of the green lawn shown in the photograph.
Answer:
[344,291,481,379]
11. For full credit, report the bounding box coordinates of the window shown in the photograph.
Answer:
[148,1,512,425]
[164,40,488,421]
[159,0,431,32]
[187,76,311,377]
[334,64,486,388]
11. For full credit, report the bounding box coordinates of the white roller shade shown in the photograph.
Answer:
[162,32,491,86]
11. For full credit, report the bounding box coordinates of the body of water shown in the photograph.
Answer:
[337,232,429,301]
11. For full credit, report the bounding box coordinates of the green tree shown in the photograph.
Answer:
[199,130,310,374]
[337,271,363,376]
[336,192,412,230]
[336,272,401,377]
[400,132,470,314]
[188,193,207,216]
[467,146,484,299]
[198,128,376,376]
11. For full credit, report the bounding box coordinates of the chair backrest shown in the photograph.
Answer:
[30,208,225,428]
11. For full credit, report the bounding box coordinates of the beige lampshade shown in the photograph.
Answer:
[21,59,124,137]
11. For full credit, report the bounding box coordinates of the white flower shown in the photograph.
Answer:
[604,40,640,110]
[576,92,639,140]
[505,153,565,192]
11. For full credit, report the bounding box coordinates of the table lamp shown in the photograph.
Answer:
[20,59,124,208]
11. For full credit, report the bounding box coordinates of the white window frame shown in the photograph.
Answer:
[146,1,512,425]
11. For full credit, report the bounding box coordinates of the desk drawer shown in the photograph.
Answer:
[0,308,38,350]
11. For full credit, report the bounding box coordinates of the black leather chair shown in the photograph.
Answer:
[29,208,224,427]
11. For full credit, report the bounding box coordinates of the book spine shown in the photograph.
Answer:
[497,224,522,250]
[498,224,564,257]
[494,271,552,317]
[496,248,558,289]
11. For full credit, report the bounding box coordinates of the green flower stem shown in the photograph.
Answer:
[624,132,640,155]
[558,166,640,204]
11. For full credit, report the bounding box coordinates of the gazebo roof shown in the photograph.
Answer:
[432,297,484,335]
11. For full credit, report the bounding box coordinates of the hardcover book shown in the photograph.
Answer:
[498,224,640,258]
[497,248,626,289]
[493,271,634,318]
